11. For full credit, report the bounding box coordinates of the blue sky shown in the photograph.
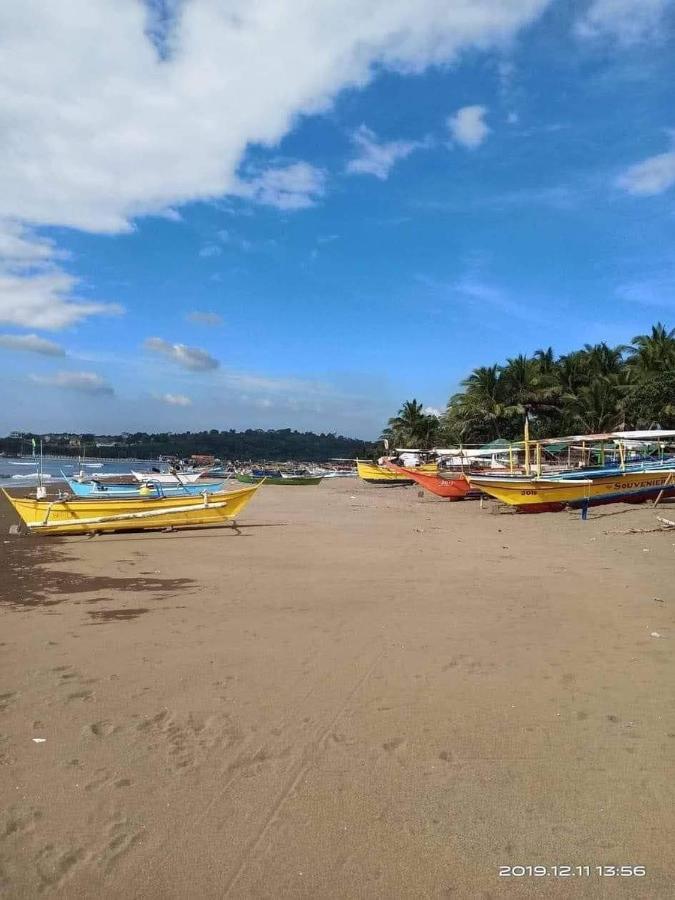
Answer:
[1,0,674,438]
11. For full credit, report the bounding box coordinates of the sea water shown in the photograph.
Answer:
[0,457,163,487]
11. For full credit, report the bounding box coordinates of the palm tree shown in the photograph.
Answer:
[562,373,629,433]
[625,323,675,375]
[556,351,587,396]
[384,399,439,448]
[533,346,556,376]
[447,365,510,441]
[581,342,623,377]
[392,321,675,446]
[500,353,559,436]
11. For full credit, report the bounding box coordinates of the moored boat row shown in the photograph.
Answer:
[356,430,675,513]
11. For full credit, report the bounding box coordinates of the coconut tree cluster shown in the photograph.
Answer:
[384,323,675,447]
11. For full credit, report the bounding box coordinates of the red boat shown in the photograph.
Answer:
[385,462,476,500]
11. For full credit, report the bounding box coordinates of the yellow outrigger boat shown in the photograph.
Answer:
[357,461,413,484]
[2,484,260,535]
[469,428,675,512]
[356,460,437,485]
[468,468,675,512]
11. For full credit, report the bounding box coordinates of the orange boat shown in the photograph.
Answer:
[385,462,476,500]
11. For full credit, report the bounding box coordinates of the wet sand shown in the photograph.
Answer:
[1,480,674,898]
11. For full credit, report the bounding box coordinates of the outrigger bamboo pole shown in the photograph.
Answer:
[653,472,674,508]
[524,414,531,476]
[31,497,234,530]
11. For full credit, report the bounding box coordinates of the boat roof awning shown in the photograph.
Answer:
[510,430,675,448]
[479,438,512,450]
[612,429,675,440]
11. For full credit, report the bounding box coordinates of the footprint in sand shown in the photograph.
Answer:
[1,805,43,841]
[99,819,141,872]
[34,844,88,890]
[137,709,242,773]
[84,770,133,793]
[0,692,16,711]
[82,721,120,739]
[67,690,94,703]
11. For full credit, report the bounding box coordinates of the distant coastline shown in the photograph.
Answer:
[0,428,375,463]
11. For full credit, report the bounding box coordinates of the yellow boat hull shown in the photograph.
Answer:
[469,469,675,511]
[2,485,260,535]
[356,461,438,484]
[357,461,413,484]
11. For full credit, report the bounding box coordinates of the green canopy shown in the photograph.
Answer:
[478,438,512,450]
[542,442,569,453]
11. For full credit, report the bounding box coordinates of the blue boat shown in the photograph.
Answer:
[63,475,225,499]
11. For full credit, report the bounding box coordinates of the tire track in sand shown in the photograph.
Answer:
[132,641,385,896]
[221,646,385,897]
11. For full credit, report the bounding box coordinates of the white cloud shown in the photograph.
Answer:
[144,336,219,371]
[576,0,672,44]
[158,392,192,407]
[0,220,123,330]
[0,0,551,234]
[236,162,326,210]
[0,266,123,330]
[198,244,222,258]
[29,370,114,395]
[0,220,64,266]
[0,332,66,356]
[617,149,675,196]
[616,277,675,307]
[346,125,424,180]
[447,105,491,149]
[186,310,223,326]
[218,368,369,419]
[418,272,551,324]
[0,1,553,334]
[423,406,443,417]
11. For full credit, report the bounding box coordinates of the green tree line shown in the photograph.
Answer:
[0,429,374,462]
[383,323,675,448]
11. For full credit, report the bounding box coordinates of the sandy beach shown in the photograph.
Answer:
[1,479,674,898]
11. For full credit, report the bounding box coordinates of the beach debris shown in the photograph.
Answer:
[653,597,664,603]
[605,525,664,535]
[8,525,21,535]
[657,516,675,529]
[32,737,46,743]
[650,632,661,638]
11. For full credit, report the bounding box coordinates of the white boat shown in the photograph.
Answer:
[131,470,204,485]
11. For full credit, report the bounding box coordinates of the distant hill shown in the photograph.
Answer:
[0,429,375,462]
